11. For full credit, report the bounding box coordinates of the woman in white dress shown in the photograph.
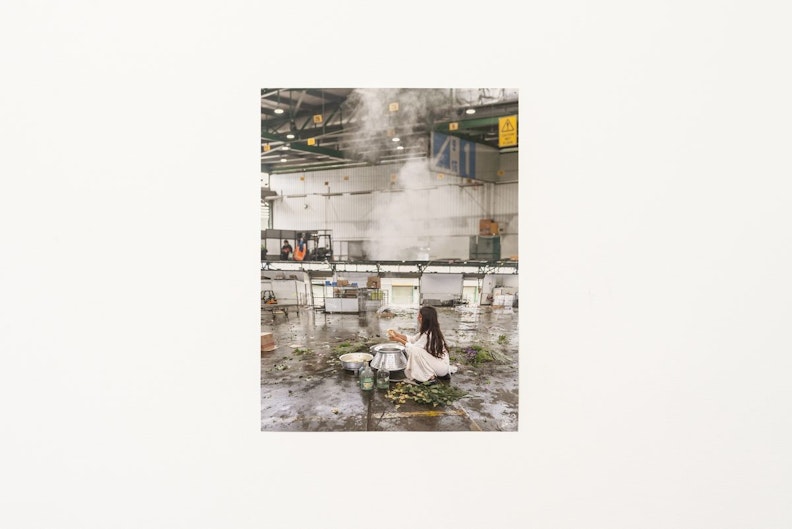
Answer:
[387,306,450,383]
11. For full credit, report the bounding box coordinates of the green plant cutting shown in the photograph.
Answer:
[385,382,467,408]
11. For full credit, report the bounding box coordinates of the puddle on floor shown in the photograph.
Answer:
[262,305,519,431]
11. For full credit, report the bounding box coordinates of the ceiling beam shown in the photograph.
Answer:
[262,103,346,129]
[433,115,506,131]
[265,160,370,174]
[299,89,349,104]
[261,122,347,140]
[261,131,349,159]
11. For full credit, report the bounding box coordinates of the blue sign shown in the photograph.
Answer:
[431,132,477,178]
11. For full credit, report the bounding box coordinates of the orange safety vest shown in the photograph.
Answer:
[294,240,307,261]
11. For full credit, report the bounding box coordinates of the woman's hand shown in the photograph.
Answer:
[387,329,406,344]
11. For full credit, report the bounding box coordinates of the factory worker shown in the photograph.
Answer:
[294,235,307,261]
[387,305,450,383]
[280,239,293,260]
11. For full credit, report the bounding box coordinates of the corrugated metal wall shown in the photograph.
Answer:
[266,153,518,260]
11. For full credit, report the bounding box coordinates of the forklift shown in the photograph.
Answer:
[308,230,333,261]
[262,290,277,304]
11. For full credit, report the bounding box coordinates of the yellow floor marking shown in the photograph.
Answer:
[379,409,466,419]
[454,403,483,431]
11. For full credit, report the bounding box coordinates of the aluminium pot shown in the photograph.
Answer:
[369,343,407,372]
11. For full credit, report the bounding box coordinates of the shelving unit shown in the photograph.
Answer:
[361,288,388,312]
[322,284,388,313]
[323,286,358,313]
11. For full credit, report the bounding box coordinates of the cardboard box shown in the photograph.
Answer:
[261,332,276,352]
[337,279,349,287]
[366,276,381,289]
[479,218,499,235]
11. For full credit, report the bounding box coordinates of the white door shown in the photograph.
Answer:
[390,285,413,305]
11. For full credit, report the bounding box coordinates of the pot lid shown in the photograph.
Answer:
[370,343,406,353]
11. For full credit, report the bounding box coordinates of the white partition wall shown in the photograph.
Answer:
[267,154,518,261]
[419,273,463,305]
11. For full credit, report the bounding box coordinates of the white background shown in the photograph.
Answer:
[1,1,791,528]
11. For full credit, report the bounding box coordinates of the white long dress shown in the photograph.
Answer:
[404,332,450,382]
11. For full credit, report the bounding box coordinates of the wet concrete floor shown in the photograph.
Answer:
[261,305,519,431]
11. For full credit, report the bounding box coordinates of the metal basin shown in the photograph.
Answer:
[369,343,407,372]
[339,352,373,371]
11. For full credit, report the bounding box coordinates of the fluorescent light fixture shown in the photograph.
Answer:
[286,133,295,139]
[396,145,404,150]
[280,157,287,162]
[274,108,284,114]
[392,137,400,142]
[282,144,290,150]
[465,108,476,114]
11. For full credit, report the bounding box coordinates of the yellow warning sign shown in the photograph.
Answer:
[449,122,459,131]
[263,143,271,152]
[307,137,316,146]
[498,115,517,147]
[389,102,399,112]
[313,114,323,124]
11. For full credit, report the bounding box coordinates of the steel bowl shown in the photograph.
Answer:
[338,352,373,371]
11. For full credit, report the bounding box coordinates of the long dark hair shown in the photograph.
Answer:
[418,306,448,358]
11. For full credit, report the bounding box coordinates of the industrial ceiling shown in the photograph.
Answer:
[261,88,519,175]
